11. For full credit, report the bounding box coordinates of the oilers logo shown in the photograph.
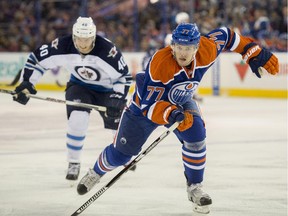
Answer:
[75,66,100,81]
[168,81,199,105]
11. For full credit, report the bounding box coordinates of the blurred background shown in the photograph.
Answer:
[0,0,286,99]
[0,0,287,52]
[0,3,286,215]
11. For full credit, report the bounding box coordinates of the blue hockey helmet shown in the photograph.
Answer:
[172,23,200,46]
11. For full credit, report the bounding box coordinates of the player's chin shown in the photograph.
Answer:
[79,48,90,54]
[177,58,188,66]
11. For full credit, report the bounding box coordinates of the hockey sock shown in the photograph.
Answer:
[182,144,206,184]
[94,144,132,175]
[66,111,89,163]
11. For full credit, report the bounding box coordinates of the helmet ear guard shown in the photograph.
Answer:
[172,23,200,46]
[73,17,96,38]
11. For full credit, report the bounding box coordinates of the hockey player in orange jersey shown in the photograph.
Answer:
[76,23,279,214]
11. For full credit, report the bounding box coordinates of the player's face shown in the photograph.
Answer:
[172,44,198,67]
[74,36,95,54]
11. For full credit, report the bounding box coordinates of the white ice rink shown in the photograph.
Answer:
[0,91,287,216]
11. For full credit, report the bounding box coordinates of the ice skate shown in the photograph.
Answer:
[66,162,81,180]
[187,183,212,214]
[77,168,101,195]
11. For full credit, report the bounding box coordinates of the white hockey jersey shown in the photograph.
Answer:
[22,35,131,94]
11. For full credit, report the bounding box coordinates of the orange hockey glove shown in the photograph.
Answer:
[241,43,279,78]
[169,109,193,132]
[177,110,193,132]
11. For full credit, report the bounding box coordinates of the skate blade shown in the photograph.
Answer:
[192,203,210,214]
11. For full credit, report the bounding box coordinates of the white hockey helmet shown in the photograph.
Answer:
[72,17,96,38]
[175,12,190,24]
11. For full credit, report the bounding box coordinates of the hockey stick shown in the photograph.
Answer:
[71,121,180,216]
[0,88,106,112]
[0,69,22,86]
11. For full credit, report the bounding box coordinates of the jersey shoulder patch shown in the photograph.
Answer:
[33,35,76,61]
[92,35,114,57]
[48,35,76,55]
[92,35,128,74]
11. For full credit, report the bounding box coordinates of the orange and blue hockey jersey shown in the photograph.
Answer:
[129,27,254,125]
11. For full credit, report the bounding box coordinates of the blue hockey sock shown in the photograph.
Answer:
[94,144,132,175]
[182,145,206,184]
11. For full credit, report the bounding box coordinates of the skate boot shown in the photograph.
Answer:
[77,168,101,195]
[66,162,81,180]
[187,183,212,214]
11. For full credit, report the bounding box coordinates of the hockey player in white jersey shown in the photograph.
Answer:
[13,17,132,181]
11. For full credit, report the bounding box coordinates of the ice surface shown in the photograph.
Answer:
[0,92,287,216]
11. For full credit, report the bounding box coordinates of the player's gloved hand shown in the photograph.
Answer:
[106,92,127,118]
[168,109,193,132]
[13,81,37,105]
[241,42,279,78]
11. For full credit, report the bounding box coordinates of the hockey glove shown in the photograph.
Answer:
[13,81,37,105]
[106,92,127,118]
[168,109,193,132]
[241,42,279,78]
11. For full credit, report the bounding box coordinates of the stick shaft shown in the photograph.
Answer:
[71,121,179,216]
[0,88,106,112]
